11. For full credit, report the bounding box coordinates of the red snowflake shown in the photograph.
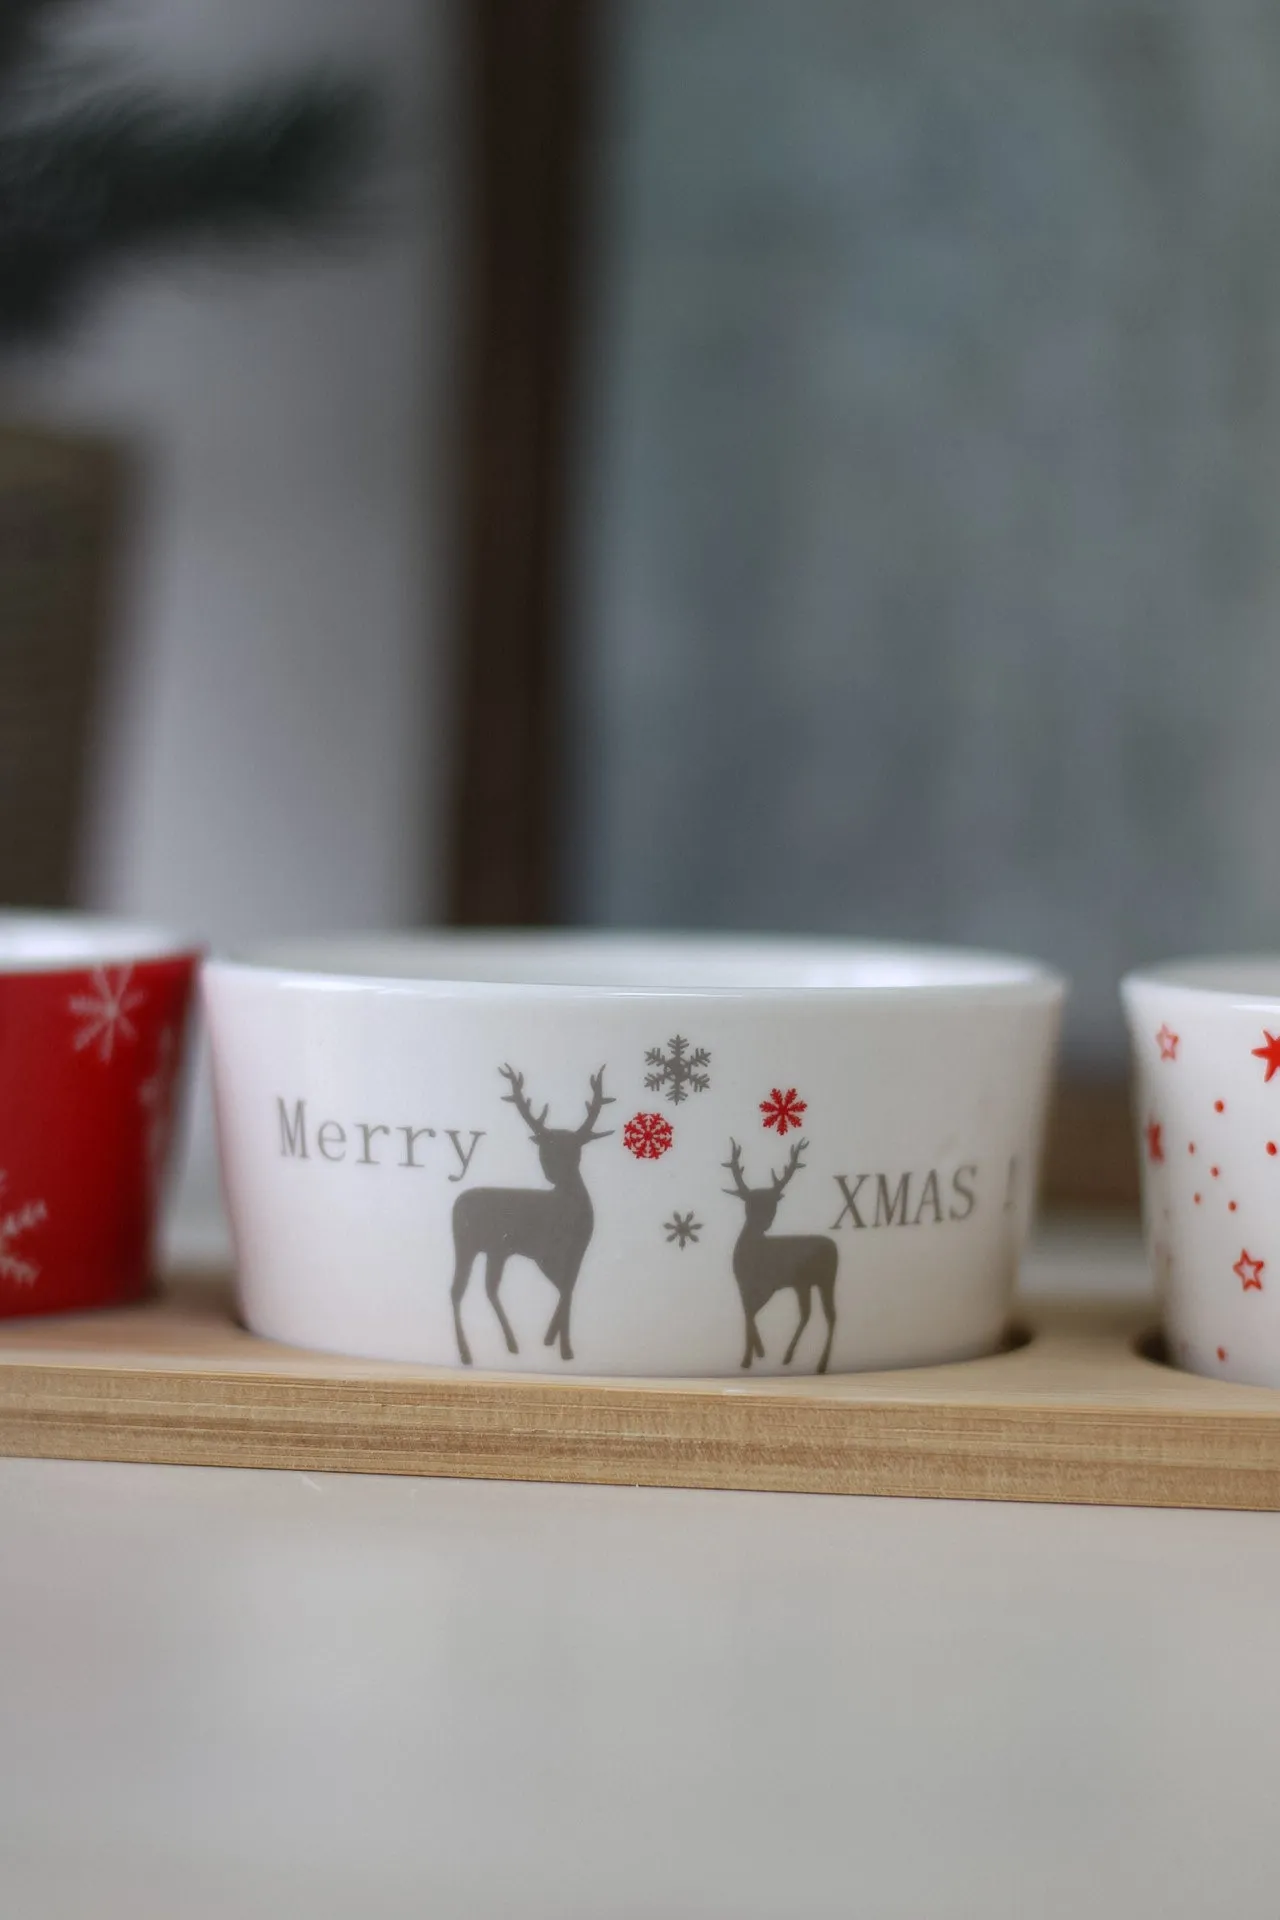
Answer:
[623,1111,674,1160]
[760,1087,807,1134]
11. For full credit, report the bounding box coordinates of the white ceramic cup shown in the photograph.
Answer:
[205,933,1064,1376]
[1123,958,1280,1386]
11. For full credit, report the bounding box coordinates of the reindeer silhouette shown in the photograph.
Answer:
[722,1138,838,1373]
[450,1065,614,1364]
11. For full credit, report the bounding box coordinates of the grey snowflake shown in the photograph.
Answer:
[663,1210,702,1249]
[645,1035,711,1104]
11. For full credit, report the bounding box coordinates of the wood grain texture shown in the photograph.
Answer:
[2,1277,1279,1509]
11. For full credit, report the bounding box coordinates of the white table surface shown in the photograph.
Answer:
[2,1219,1279,1919]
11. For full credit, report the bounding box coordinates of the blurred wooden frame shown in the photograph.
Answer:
[445,0,1137,1212]
[1043,1080,1138,1210]
[447,0,600,928]
[0,423,125,908]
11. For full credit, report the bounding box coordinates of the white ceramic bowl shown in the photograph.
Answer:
[205,933,1064,1375]
[1124,957,1280,1386]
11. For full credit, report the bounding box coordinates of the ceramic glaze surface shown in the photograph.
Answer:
[1125,960,1280,1387]
[206,935,1063,1375]
[0,912,199,1318]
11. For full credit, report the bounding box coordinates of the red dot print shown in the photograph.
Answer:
[1230,1201,1238,1212]
[1215,1100,1225,1113]
[1194,1193,1202,1205]
[1211,1166,1220,1178]
[1188,1142,1196,1154]
[1217,1346,1228,1362]
[1270,1142,1278,1157]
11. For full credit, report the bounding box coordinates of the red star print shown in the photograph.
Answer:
[1144,1118,1163,1164]
[1253,1031,1280,1082]
[1156,1024,1179,1061]
[760,1087,807,1134]
[1233,1249,1265,1291]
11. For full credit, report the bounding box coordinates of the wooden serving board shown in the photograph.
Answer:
[2,1276,1280,1509]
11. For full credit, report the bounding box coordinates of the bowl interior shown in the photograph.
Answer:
[226,931,1062,999]
[0,911,196,974]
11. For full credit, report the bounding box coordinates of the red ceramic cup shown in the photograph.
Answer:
[0,912,200,1318]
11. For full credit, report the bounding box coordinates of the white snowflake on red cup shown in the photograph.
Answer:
[137,1027,178,1176]
[760,1086,807,1135]
[0,1172,47,1287]
[623,1111,674,1160]
[69,965,146,1063]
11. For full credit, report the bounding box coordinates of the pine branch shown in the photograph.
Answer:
[0,78,376,341]
[0,0,72,84]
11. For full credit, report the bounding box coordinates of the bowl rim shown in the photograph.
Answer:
[204,929,1067,1005]
[1123,955,1280,1007]
[0,909,202,976]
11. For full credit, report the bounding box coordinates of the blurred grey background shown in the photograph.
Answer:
[10,0,1280,1226]
[5,0,450,1243]
[570,0,1280,1067]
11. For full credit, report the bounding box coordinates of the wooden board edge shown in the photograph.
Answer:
[4,1361,1280,1510]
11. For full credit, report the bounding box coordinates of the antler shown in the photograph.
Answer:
[722,1138,751,1198]
[499,1064,550,1139]
[574,1066,616,1142]
[771,1137,807,1196]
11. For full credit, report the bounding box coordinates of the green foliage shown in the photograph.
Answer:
[0,0,376,344]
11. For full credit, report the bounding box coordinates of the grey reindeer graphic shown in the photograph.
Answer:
[451,1065,614,1364]
[722,1138,838,1373]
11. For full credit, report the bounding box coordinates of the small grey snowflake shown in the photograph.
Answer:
[663,1210,702,1249]
[645,1035,711,1104]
